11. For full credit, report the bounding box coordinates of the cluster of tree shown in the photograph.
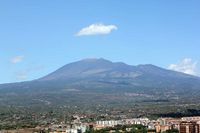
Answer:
[0,122,38,130]
[156,109,200,118]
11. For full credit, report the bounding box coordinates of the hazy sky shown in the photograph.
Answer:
[0,0,200,83]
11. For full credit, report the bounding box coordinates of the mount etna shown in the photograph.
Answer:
[0,58,200,117]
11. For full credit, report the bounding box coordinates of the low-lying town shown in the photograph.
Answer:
[1,116,200,133]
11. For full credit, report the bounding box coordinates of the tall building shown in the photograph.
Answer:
[179,121,199,133]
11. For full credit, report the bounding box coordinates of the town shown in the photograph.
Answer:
[1,116,200,133]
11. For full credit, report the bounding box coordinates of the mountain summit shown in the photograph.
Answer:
[39,58,197,82]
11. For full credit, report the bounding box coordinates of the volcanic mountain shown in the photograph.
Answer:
[39,58,200,93]
[0,58,200,107]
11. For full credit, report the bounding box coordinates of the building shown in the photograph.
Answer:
[96,120,122,127]
[155,124,172,133]
[182,117,200,122]
[179,121,199,133]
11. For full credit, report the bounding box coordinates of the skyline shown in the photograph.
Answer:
[1,0,200,83]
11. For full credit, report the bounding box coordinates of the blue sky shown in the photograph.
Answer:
[0,0,200,83]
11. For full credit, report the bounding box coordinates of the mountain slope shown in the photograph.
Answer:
[39,58,138,80]
[37,58,200,92]
[0,58,200,107]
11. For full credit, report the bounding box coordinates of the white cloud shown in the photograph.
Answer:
[76,23,117,36]
[168,58,198,76]
[11,56,24,64]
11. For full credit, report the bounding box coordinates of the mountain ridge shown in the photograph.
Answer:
[39,58,199,81]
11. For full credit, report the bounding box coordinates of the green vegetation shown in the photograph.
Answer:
[0,100,200,130]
